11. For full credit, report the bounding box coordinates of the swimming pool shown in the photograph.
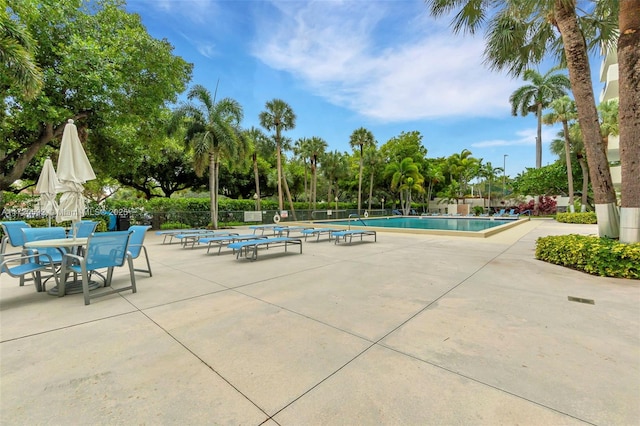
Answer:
[309,216,525,237]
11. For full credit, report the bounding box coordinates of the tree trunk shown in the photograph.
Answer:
[368,170,374,212]
[276,142,284,211]
[210,153,218,229]
[302,158,309,209]
[253,153,261,211]
[554,0,619,237]
[357,146,363,214]
[578,155,589,209]
[282,166,297,220]
[618,0,640,243]
[562,120,575,212]
[536,103,543,168]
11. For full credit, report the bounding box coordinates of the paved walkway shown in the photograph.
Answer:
[1,220,638,425]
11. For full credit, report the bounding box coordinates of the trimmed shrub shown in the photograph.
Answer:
[160,222,190,230]
[535,234,640,279]
[556,212,597,224]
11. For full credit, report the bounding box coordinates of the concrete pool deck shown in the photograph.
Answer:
[1,219,638,424]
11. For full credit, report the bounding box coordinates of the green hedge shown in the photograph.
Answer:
[535,234,640,279]
[555,212,597,224]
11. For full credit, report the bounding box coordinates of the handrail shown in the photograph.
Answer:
[348,213,367,229]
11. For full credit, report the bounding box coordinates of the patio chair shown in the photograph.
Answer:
[1,251,58,292]
[493,208,506,217]
[59,231,136,305]
[0,221,31,254]
[71,220,99,238]
[127,225,152,276]
[21,227,68,286]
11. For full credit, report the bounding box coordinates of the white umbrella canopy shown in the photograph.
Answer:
[56,119,96,225]
[35,157,59,226]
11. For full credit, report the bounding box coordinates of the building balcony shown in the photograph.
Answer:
[599,64,619,103]
[610,165,621,190]
[607,135,620,161]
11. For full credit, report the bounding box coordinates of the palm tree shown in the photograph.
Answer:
[363,146,382,212]
[244,126,269,211]
[618,0,640,243]
[424,164,445,212]
[293,137,311,205]
[308,137,327,210]
[543,96,577,211]
[385,157,423,215]
[425,0,620,237]
[598,99,619,154]
[479,161,503,213]
[510,69,571,169]
[0,10,43,99]
[567,122,590,210]
[349,127,375,214]
[445,149,479,202]
[259,99,296,216]
[171,84,245,229]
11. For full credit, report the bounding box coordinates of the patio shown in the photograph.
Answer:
[1,219,638,425]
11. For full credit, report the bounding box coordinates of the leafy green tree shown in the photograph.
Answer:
[425,0,620,237]
[171,85,245,229]
[598,99,619,153]
[444,149,480,202]
[349,127,376,214]
[322,151,350,204]
[380,131,428,166]
[510,68,570,169]
[1,0,192,191]
[259,99,297,217]
[512,162,570,199]
[543,96,577,210]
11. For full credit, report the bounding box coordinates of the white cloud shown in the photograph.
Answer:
[472,127,559,148]
[251,1,520,122]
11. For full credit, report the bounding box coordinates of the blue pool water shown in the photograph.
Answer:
[317,216,515,232]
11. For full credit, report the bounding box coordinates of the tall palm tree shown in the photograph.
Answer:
[445,149,479,202]
[349,127,375,214]
[244,126,269,211]
[567,122,590,210]
[293,137,311,205]
[307,136,327,210]
[479,161,503,213]
[171,84,245,229]
[425,164,445,212]
[425,0,620,237]
[363,146,382,212]
[618,0,640,243]
[510,69,571,169]
[259,99,296,215]
[543,95,577,211]
[0,10,43,99]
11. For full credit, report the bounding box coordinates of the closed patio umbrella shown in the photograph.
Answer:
[56,119,96,234]
[35,157,59,227]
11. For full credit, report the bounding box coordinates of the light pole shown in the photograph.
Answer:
[334,196,339,217]
[503,154,508,198]
[381,197,385,212]
[253,193,259,211]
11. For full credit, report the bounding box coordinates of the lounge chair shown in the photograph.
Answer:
[249,224,282,235]
[493,209,506,217]
[227,236,302,261]
[300,228,340,242]
[175,231,238,248]
[333,230,377,244]
[199,234,267,255]
[155,229,207,244]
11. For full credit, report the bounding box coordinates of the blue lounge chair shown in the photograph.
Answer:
[227,237,302,261]
[493,209,506,217]
[199,234,267,255]
[333,230,377,244]
[301,228,340,242]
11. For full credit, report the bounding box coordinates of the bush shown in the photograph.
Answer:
[535,234,640,279]
[556,212,597,224]
[160,222,191,230]
[516,195,557,216]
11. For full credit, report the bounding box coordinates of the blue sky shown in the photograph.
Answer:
[126,0,605,178]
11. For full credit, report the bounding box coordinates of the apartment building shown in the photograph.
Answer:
[599,48,621,190]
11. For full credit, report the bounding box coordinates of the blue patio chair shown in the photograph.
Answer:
[22,227,68,265]
[493,208,506,217]
[59,231,136,305]
[71,220,98,238]
[0,221,31,254]
[1,251,58,292]
[127,225,152,276]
